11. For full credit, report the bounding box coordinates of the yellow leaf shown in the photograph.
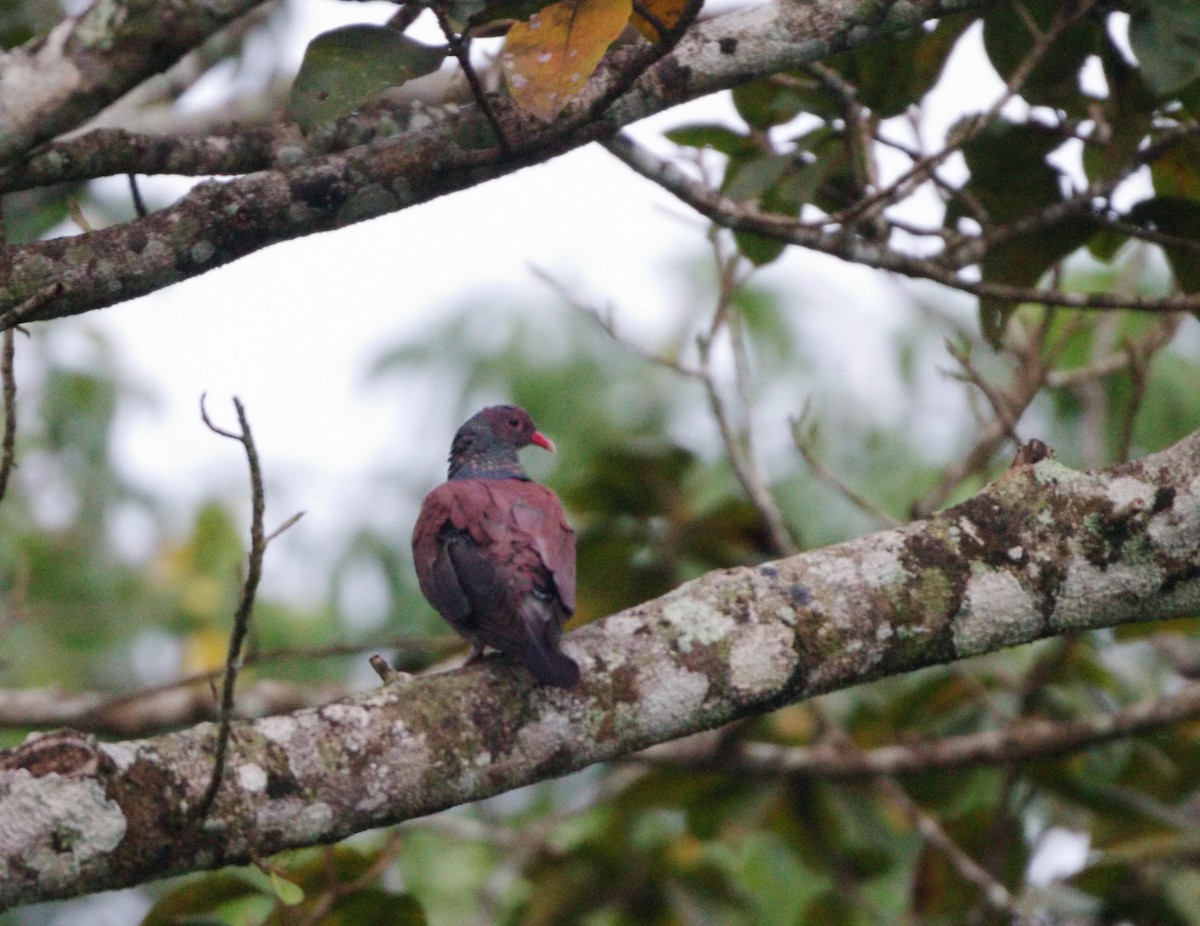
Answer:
[182,627,230,674]
[630,0,689,42]
[500,0,632,122]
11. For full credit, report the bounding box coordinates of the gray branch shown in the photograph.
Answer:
[0,0,996,329]
[0,0,267,167]
[3,428,1200,910]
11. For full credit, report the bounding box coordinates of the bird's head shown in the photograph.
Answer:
[448,405,554,480]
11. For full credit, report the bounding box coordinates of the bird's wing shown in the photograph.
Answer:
[411,484,475,627]
[501,481,577,615]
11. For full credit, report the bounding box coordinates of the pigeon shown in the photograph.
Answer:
[412,405,580,688]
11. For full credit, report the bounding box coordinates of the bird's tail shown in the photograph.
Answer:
[522,636,580,688]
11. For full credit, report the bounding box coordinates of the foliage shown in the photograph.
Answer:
[3,0,1200,923]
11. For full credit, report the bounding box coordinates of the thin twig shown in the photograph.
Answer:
[790,408,900,528]
[433,8,511,155]
[1046,315,1182,388]
[127,173,147,218]
[1116,335,1152,463]
[828,0,1098,234]
[944,341,1023,447]
[642,681,1200,778]
[265,510,305,544]
[0,327,15,505]
[874,775,1023,918]
[533,265,701,377]
[0,214,11,506]
[696,234,799,556]
[0,634,460,733]
[294,830,407,926]
[603,133,1200,316]
[196,393,268,818]
[817,716,1025,920]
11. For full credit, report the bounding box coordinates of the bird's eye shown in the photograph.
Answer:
[509,417,519,427]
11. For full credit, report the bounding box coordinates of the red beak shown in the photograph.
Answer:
[531,430,556,453]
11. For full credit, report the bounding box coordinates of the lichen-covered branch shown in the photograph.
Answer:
[0,0,267,168]
[3,428,1199,910]
[0,0,996,329]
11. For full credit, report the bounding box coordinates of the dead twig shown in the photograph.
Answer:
[195,394,301,817]
[0,328,15,505]
[433,8,511,156]
[790,406,900,528]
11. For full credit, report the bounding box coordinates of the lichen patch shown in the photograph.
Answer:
[0,773,126,881]
[320,703,372,728]
[257,714,299,745]
[237,763,268,794]
[256,798,332,842]
[730,623,797,696]
[1053,555,1163,629]
[660,592,735,652]
[632,662,709,734]
[98,741,137,771]
[953,568,1037,657]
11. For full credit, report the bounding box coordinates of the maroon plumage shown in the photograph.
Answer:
[412,405,580,688]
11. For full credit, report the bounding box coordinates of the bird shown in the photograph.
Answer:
[412,405,580,688]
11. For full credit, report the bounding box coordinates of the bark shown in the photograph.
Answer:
[2,430,1199,910]
[0,0,996,329]
[0,0,265,167]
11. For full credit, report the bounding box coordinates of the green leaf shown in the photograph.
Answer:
[140,872,264,926]
[1127,196,1200,291]
[269,870,305,906]
[732,229,787,266]
[289,26,445,134]
[832,16,971,118]
[732,76,813,129]
[721,152,793,201]
[982,0,1099,110]
[1129,0,1200,97]
[1150,135,1200,200]
[321,890,428,926]
[666,124,755,156]
[956,119,1093,344]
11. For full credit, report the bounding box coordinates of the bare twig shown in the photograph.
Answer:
[0,678,353,736]
[1116,334,1152,463]
[790,407,900,528]
[369,653,408,685]
[433,8,511,155]
[127,173,147,218]
[640,681,1200,778]
[696,235,799,556]
[875,775,1022,918]
[196,394,269,817]
[0,328,15,505]
[294,830,407,926]
[0,634,460,734]
[1046,316,1182,388]
[944,340,1023,447]
[604,132,1200,315]
[827,0,1097,234]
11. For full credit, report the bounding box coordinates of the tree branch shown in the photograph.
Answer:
[3,425,1199,910]
[642,680,1200,778]
[0,635,458,736]
[0,0,267,167]
[0,0,998,329]
[602,133,1200,315]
